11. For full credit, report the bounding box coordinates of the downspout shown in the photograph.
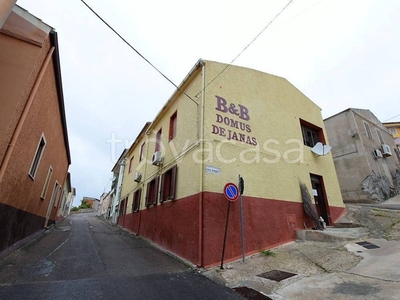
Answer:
[137,136,150,235]
[198,60,205,267]
[0,46,55,184]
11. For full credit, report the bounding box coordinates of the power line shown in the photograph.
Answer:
[268,0,326,34]
[102,176,113,195]
[383,113,400,122]
[80,0,198,105]
[196,0,294,97]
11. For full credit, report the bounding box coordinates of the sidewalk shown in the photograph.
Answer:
[203,197,400,299]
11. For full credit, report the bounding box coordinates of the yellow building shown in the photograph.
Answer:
[383,121,400,163]
[383,122,400,139]
[118,60,345,267]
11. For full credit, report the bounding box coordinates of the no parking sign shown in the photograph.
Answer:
[223,183,239,202]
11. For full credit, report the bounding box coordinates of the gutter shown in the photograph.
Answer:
[198,60,205,267]
[49,31,71,165]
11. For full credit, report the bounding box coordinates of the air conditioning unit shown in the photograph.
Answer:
[151,151,163,166]
[372,149,383,159]
[134,172,142,182]
[381,144,392,157]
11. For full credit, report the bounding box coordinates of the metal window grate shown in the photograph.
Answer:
[257,269,297,282]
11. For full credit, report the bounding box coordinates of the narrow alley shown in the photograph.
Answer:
[0,212,243,300]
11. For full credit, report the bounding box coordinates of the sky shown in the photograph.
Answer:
[16,0,400,207]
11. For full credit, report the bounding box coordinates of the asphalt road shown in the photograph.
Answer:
[0,212,243,300]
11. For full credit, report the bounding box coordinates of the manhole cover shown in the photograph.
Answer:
[233,287,272,300]
[356,241,380,249]
[257,269,297,282]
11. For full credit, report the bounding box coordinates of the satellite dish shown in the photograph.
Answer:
[311,142,332,156]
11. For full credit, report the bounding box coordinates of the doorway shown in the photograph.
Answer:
[310,174,330,226]
[44,181,59,228]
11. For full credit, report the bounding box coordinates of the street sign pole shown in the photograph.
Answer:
[220,200,231,270]
[220,182,239,269]
[239,175,245,263]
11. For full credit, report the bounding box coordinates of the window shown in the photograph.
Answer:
[300,120,324,147]
[119,197,127,216]
[169,111,177,141]
[132,188,142,212]
[160,165,177,202]
[155,128,162,152]
[139,142,145,161]
[29,134,46,178]
[376,129,384,144]
[145,177,159,207]
[41,166,53,199]
[128,156,134,173]
[364,122,372,139]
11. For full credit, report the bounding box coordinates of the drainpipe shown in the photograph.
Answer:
[198,60,205,267]
[0,46,55,184]
[138,136,150,235]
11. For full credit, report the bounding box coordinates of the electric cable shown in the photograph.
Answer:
[80,0,198,105]
[195,0,294,97]
[383,113,400,123]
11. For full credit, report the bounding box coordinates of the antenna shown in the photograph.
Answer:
[311,142,332,157]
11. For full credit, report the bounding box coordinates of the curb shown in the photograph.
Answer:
[0,224,54,261]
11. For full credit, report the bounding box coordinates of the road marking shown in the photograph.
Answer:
[48,238,69,257]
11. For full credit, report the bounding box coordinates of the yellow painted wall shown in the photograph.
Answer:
[120,60,345,212]
[201,61,344,208]
[120,67,204,212]
[387,124,400,138]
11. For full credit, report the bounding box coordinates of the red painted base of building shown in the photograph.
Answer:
[0,202,52,252]
[118,192,345,268]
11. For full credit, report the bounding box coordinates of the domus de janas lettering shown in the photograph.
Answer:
[117,60,345,268]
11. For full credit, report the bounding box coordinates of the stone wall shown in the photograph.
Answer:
[394,169,400,195]
[361,171,392,202]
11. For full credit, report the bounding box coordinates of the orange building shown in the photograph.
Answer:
[0,5,71,252]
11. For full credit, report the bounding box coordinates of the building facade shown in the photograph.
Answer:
[98,191,111,219]
[0,5,71,252]
[81,197,100,211]
[109,149,128,224]
[65,187,76,216]
[383,121,400,139]
[118,60,344,267]
[0,0,16,28]
[383,121,400,164]
[56,172,72,220]
[325,109,399,203]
